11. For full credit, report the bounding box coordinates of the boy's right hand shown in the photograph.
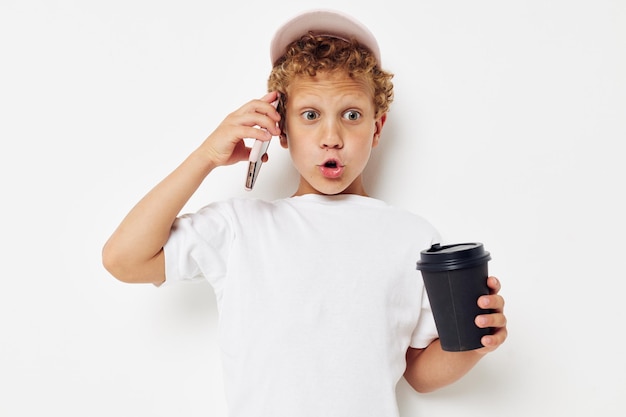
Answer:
[198,91,282,168]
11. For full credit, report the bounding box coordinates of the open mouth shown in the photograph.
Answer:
[319,159,344,178]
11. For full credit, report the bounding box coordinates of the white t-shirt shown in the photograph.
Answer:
[164,194,441,417]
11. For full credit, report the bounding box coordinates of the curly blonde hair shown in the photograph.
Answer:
[267,33,394,119]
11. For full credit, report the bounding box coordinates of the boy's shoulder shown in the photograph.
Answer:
[194,195,436,231]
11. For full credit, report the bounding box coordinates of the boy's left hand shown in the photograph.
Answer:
[475,276,507,353]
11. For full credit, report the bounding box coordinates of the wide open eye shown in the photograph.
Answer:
[343,110,361,121]
[302,110,319,121]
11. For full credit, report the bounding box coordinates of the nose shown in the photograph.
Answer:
[320,120,343,149]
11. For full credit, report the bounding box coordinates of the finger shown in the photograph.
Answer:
[235,107,281,136]
[487,276,501,293]
[478,293,505,311]
[475,311,507,329]
[261,90,280,104]
[248,94,280,116]
[481,326,508,348]
[238,125,273,142]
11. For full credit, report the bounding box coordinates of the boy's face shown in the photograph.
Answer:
[281,71,386,197]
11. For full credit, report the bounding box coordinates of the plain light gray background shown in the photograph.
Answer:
[1,0,624,415]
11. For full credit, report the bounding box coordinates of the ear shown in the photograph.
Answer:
[372,113,387,148]
[279,132,288,149]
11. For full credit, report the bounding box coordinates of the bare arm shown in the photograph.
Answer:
[102,92,281,285]
[101,151,216,285]
[404,276,508,393]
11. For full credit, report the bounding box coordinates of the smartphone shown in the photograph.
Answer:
[245,95,281,190]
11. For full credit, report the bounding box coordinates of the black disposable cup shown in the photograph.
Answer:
[416,243,493,352]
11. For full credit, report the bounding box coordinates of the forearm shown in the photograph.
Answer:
[102,150,216,283]
[404,340,486,393]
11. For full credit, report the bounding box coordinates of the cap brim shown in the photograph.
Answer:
[270,9,381,66]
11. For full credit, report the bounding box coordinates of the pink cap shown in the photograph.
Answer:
[270,9,381,66]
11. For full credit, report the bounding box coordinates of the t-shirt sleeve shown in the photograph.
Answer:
[409,287,439,348]
[162,202,234,296]
[409,228,441,349]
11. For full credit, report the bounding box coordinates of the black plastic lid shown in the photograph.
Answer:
[416,242,491,272]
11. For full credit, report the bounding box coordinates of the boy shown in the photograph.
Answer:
[102,9,507,417]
